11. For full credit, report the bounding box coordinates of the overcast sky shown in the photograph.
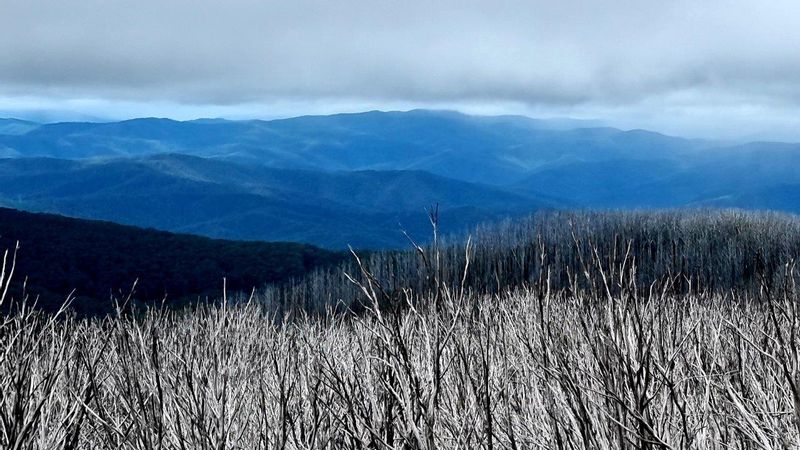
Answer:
[1,0,799,140]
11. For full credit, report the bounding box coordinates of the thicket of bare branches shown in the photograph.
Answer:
[4,210,800,448]
[264,209,800,315]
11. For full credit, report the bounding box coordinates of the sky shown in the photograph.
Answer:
[1,0,800,140]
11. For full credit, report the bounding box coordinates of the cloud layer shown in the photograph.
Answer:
[2,0,799,138]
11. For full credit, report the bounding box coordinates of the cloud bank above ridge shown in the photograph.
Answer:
[2,0,799,139]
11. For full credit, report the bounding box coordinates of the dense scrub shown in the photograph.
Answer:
[3,235,800,448]
[4,209,800,448]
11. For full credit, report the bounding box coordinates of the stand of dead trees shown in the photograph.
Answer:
[263,209,800,315]
[3,209,800,448]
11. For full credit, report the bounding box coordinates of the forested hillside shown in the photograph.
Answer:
[0,154,551,248]
[0,207,344,315]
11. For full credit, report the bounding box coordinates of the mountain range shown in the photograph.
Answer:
[1,110,799,248]
[0,154,548,248]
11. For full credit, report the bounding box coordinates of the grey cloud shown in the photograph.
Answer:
[1,0,800,138]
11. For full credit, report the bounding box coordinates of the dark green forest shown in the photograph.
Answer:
[0,207,344,315]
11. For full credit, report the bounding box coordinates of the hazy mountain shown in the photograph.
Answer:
[0,110,711,185]
[0,119,40,157]
[0,118,40,135]
[0,154,552,248]
[513,141,800,210]
[0,110,799,228]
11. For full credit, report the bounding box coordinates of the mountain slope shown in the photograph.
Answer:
[0,207,343,315]
[0,154,552,248]
[1,110,799,216]
[514,140,800,209]
[0,118,40,136]
[0,110,711,185]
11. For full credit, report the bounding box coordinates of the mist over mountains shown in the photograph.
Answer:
[1,109,798,248]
